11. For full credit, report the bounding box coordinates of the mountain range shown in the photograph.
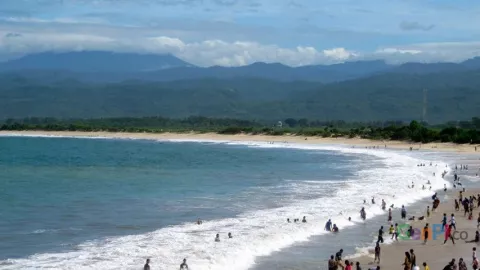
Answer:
[2,51,480,83]
[1,50,480,123]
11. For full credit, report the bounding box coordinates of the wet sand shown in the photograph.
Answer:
[0,130,479,154]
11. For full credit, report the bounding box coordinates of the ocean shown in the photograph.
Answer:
[0,136,452,270]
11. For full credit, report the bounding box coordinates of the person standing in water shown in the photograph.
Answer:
[377,226,384,244]
[325,219,332,231]
[401,205,407,220]
[144,259,151,270]
[180,258,189,269]
[381,199,386,210]
[360,207,366,221]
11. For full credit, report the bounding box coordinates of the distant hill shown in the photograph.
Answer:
[0,51,194,73]
[1,69,480,123]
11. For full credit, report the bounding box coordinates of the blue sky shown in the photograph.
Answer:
[0,0,480,66]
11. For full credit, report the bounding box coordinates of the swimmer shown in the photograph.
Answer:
[332,224,339,232]
[302,216,307,223]
[197,218,202,225]
[228,232,232,238]
[427,180,431,184]
[412,181,414,188]
[287,218,290,223]
[215,234,220,242]
[381,199,386,210]
[371,197,375,204]
[444,184,447,192]
[422,185,425,190]
[348,217,351,221]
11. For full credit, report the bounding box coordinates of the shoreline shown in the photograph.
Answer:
[1,130,479,153]
[2,130,480,269]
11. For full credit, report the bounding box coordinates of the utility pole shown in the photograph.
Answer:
[422,89,428,123]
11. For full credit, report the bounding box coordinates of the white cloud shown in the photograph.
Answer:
[0,29,359,66]
[1,26,480,66]
[374,42,480,63]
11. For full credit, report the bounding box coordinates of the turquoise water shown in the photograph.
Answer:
[0,136,450,269]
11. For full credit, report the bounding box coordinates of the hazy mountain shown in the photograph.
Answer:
[1,69,480,123]
[388,62,468,74]
[2,51,480,83]
[0,51,194,73]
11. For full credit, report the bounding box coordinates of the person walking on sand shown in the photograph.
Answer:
[423,223,429,244]
[450,214,456,231]
[449,259,456,270]
[328,255,337,270]
[443,224,455,245]
[473,256,479,270]
[442,213,447,231]
[458,258,467,270]
[403,251,412,270]
[426,206,430,218]
[345,260,352,270]
[374,243,380,263]
[410,249,416,268]
[477,213,480,229]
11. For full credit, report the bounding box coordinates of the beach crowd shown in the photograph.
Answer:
[327,163,480,270]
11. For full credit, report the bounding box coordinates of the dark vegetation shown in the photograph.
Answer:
[2,69,480,123]
[2,117,480,144]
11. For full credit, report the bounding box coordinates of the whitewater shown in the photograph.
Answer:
[0,137,450,270]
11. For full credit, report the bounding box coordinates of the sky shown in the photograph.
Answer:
[0,0,480,66]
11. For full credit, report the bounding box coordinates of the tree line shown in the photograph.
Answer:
[1,116,479,144]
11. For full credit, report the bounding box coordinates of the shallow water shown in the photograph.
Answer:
[0,136,453,269]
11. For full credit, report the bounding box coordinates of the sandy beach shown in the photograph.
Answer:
[353,170,480,269]
[0,130,479,154]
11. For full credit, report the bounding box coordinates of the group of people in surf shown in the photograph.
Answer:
[197,218,233,242]
[144,258,190,270]
[287,216,308,223]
